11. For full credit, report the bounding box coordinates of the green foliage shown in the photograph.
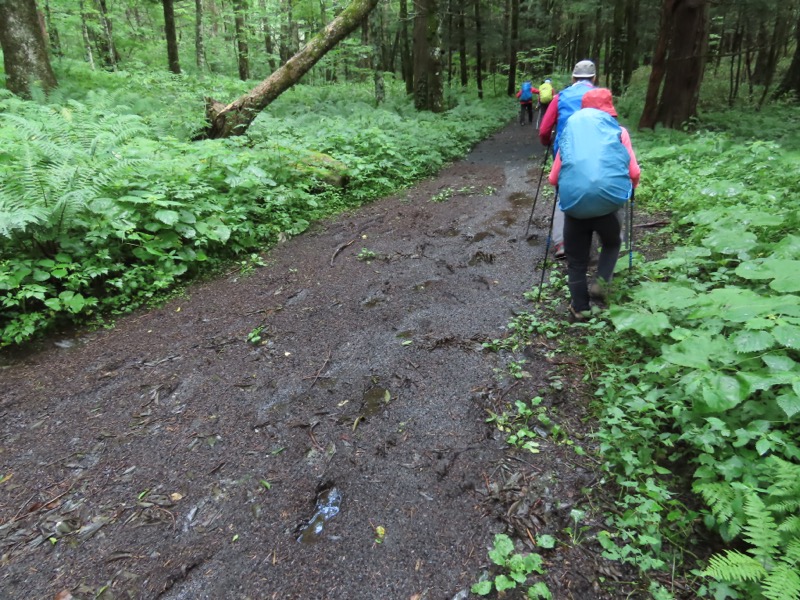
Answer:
[472,533,551,598]
[0,66,509,347]
[356,248,377,261]
[583,120,800,598]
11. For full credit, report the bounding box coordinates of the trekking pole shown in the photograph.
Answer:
[628,189,635,269]
[523,143,552,239]
[536,187,560,302]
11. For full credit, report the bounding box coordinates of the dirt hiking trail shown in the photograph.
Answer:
[1,121,632,600]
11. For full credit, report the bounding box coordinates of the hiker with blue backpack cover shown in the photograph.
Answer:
[517,81,538,125]
[547,87,640,322]
[539,60,597,259]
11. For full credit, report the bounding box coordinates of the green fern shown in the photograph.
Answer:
[704,550,767,583]
[762,565,800,600]
[742,494,781,565]
[0,108,144,246]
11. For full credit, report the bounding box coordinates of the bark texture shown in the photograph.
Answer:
[639,0,708,129]
[233,0,250,80]
[163,0,181,74]
[774,11,800,100]
[203,0,379,139]
[0,0,58,97]
[195,0,205,69]
[412,0,443,112]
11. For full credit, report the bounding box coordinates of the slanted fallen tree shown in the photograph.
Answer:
[201,0,379,139]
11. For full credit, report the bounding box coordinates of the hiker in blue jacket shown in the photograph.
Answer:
[516,81,538,125]
[538,60,597,259]
[548,88,640,322]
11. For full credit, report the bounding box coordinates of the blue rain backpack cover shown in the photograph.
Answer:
[520,81,533,102]
[557,108,632,219]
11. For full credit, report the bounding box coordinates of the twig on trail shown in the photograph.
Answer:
[208,461,225,475]
[507,454,543,472]
[330,239,356,266]
[42,451,80,468]
[11,492,37,522]
[10,485,74,524]
[304,348,332,391]
[308,424,324,452]
[497,381,520,403]
[526,527,538,547]
[634,220,670,228]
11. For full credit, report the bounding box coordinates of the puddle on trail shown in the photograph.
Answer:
[496,209,517,228]
[470,231,493,243]
[361,295,385,308]
[507,192,534,207]
[362,386,391,417]
[468,251,494,266]
[413,279,440,291]
[297,486,343,544]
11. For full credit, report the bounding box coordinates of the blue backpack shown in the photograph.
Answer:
[557,108,632,219]
[520,81,533,102]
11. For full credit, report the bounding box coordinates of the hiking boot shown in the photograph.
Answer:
[568,305,590,323]
[589,281,609,304]
[553,242,565,260]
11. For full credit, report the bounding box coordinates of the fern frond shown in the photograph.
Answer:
[704,549,767,582]
[778,516,800,535]
[783,538,800,565]
[765,456,800,498]
[762,565,800,600]
[743,494,781,565]
[696,481,737,523]
[0,195,48,237]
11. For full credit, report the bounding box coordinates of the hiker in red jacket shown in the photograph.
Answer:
[548,88,640,322]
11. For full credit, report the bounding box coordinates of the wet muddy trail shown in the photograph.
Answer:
[1,121,627,600]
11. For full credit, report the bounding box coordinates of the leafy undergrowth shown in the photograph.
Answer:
[0,63,509,346]
[483,105,800,599]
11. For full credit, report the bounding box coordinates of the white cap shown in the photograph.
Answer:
[572,60,596,78]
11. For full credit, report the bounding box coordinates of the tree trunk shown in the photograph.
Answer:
[195,0,205,69]
[95,0,118,69]
[640,0,708,129]
[259,0,278,71]
[474,0,483,99]
[774,11,800,100]
[753,19,770,85]
[609,0,625,94]
[757,9,790,107]
[233,0,250,80]
[203,0,379,139]
[400,0,413,95]
[44,0,62,57]
[622,0,639,87]
[0,0,58,97]
[638,0,672,129]
[458,3,467,87]
[280,0,294,64]
[506,0,519,96]
[412,0,443,111]
[163,0,181,74]
[79,0,96,70]
[592,5,603,71]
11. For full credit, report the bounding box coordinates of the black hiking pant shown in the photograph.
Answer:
[520,102,534,123]
[563,211,622,312]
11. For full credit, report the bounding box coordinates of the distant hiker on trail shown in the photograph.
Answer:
[538,60,597,259]
[517,80,537,125]
[537,79,554,127]
[548,87,640,322]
